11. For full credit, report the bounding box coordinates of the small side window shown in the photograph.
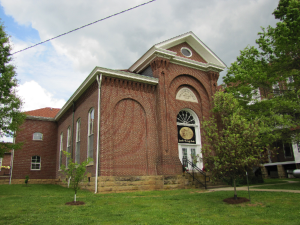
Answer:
[33,132,43,141]
[31,156,41,170]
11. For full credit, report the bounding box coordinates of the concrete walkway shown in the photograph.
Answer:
[208,180,300,193]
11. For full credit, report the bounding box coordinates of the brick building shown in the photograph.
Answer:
[5,32,226,190]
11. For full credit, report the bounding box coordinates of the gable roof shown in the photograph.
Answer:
[129,31,227,73]
[25,107,60,118]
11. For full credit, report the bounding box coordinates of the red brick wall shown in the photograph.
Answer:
[167,42,207,63]
[149,57,216,175]
[57,80,98,178]
[13,118,58,179]
[100,77,159,176]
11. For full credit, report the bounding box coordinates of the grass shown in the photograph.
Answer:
[245,178,300,186]
[252,181,300,190]
[0,184,300,224]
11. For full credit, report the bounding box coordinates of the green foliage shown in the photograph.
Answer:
[0,21,26,157]
[60,151,92,201]
[224,0,300,145]
[202,92,268,198]
[25,175,29,185]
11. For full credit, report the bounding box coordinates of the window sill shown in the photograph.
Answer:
[86,162,94,167]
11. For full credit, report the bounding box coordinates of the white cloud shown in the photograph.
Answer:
[0,0,280,90]
[17,80,66,111]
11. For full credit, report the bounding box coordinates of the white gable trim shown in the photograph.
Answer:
[129,31,226,73]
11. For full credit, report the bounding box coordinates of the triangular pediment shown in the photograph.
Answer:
[167,42,207,64]
[129,31,226,73]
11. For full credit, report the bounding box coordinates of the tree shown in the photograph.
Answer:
[60,151,92,202]
[224,0,300,146]
[202,92,267,200]
[0,21,26,157]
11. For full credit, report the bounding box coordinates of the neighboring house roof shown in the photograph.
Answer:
[25,107,60,118]
[217,85,224,92]
[129,31,227,73]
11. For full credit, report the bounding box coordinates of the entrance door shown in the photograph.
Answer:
[177,109,202,171]
[180,145,200,170]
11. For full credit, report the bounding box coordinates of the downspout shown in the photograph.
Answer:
[71,102,75,159]
[95,73,102,193]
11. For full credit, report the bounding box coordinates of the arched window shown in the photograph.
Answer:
[33,132,43,140]
[66,126,71,167]
[177,110,195,124]
[59,132,63,169]
[75,118,81,163]
[88,108,94,159]
[31,156,41,170]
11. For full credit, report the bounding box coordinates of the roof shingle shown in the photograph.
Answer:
[25,107,60,118]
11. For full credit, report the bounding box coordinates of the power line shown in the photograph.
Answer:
[11,0,156,55]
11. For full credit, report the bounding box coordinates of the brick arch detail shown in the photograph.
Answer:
[169,74,210,101]
[112,98,148,176]
[100,89,159,176]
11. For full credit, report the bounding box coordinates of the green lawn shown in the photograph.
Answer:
[252,181,300,190]
[263,178,300,185]
[0,184,300,225]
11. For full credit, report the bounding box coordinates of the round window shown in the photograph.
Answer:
[181,47,192,57]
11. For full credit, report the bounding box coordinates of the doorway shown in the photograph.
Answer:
[177,109,202,170]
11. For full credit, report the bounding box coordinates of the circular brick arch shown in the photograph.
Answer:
[169,74,210,100]
[112,98,148,176]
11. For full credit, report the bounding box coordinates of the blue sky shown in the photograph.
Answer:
[0,5,39,42]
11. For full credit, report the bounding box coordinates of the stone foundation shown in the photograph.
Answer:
[0,174,207,193]
[261,166,269,179]
[277,165,286,178]
[0,178,60,185]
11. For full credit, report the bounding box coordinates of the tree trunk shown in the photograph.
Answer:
[74,194,76,202]
[233,179,237,200]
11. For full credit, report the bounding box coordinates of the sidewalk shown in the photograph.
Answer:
[208,180,300,193]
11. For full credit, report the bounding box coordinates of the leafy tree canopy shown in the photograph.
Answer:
[0,21,26,157]
[224,0,300,145]
[202,92,268,199]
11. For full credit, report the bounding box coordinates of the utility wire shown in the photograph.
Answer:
[11,0,156,55]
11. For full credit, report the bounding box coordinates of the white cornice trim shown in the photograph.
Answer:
[172,56,225,72]
[55,67,158,121]
[132,47,176,73]
[26,116,56,122]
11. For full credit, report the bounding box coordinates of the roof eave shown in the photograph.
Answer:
[54,67,159,121]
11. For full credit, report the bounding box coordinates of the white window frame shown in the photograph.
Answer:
[180,47,192,57]
[75,118,81,163]
[31,155,41,170]
[59,132,63,170]
[33,132,43,141]
[0,158,2,171]
[87,108,94,159]
[66,126,71,167]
